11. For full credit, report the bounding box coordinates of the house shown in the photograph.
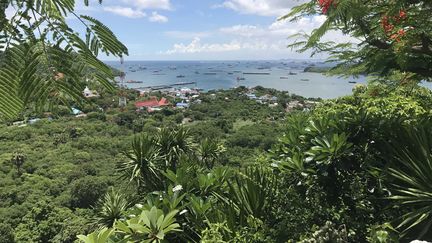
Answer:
[258,94,278,103]
[246,93,257,100]
[135,97,170,112]
[176,102,189,109]
[12,120,26,126]
[28,118,41,124]
[192,99,202,104]
[83,86,99,98]
[286,101,304,112]
[72,108,87,118]
[269,103,278,108]
[72,108,83,115]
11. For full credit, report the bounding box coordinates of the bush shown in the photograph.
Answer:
[70,176,111,208]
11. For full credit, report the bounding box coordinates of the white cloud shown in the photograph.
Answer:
[217,0,308,17]
[219,16,326,39]
[149,11,168,23]
[103,6,146,18]
[163,16,358,58]
[122,0,171,10]
[165,37,242,54]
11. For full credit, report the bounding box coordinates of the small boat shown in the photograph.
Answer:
[237,77,245,81]
[280,76,289,79]
[195,71,200,74]
[204,73,217,75]
[228,72,234,75]
[176,75,186,78]
[289,72,297,75]
[300,79,310,82]
[348,81,357,84]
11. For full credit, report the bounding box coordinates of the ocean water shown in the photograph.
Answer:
[107,60,367,99]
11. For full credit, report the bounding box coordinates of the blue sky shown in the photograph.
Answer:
[68,0,341,60]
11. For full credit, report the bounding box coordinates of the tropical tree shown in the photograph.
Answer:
[77,228,115,243]
[11,151,25,175]
[283,0,432,82]
[386,119,432,240]
[0,0,127,119]
[197,138,225,169]
[214,166,277,229]
[118,134,164,192]
[95,188,131,228]
[115,206,181,242]
[78,206,181,243]
[155,127,192,172]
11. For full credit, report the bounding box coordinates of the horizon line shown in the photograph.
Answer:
[102,58,327,62]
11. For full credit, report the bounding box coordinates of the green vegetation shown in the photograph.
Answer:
[3,83,432,242]
[0,86,307,242]
[0,0,127,119]
[283,0,432,82]
[2,0,432,242]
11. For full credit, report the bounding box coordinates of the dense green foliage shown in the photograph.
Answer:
[3,0,432,242]
[0,0,127,119]
[0,87,300,242]
[72,84,432,242]
[283,0,432,82]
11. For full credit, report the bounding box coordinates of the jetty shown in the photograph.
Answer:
[135,81,197,91]
[243,72,270,75]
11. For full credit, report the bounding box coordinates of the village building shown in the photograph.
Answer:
[286,100,304,112]
[72,108,87,118]
[83,86,99,98]
[246,93,257,100]
[176,102,189,109]
[135,97,170,112]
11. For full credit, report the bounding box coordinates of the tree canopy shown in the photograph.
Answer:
[0,0,127,119]
[282,0,432,82]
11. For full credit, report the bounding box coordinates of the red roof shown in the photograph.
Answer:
[135,97,170,108]
[158,97,169,106]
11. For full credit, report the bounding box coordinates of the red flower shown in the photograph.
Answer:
[399,10,407,19]
[318,0,334,14]
[381,16,394,33]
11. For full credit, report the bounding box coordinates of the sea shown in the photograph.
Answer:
[106,60,368,99]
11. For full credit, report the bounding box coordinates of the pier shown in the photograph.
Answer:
[135,81,197,91]
[243,72,270,75]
